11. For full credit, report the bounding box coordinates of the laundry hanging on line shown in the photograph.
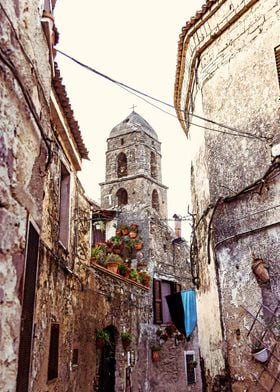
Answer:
[166,289,197,337]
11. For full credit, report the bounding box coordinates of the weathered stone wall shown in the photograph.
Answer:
[0,1,51,390]
[178,0,280,390]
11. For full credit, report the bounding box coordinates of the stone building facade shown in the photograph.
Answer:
[97,111,202,392]
[0,3,200,392]
[0,1,90,391]
[174,0,280,391]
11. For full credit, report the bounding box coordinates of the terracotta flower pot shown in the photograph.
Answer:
[134,243,143,250]
[252,259,270,283]
[106,262,119,273]
[152,350,160,362]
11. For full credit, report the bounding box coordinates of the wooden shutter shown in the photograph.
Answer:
[153,279,162,324]
[16,222,39,392]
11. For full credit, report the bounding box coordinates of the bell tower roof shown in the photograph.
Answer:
[109,111,158,140]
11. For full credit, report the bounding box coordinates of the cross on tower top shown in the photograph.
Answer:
[130,104,137,112]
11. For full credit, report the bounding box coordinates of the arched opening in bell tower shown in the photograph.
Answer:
[152,189,159,212]
[116,188,128,206]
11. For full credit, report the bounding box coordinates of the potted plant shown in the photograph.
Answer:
[93,220,106,232]
[134,239,143,251]
[120,224,129,236]
[251,336,269,363]
[138,271,151,287]
[110,235,124,254]
[165,324,177,337]
[118,262,130,277]
[96,328,111,348]
[91,244,107,265]
[129,268,140,282]
[105,253,123,273]
[151,344,161,362]
[120,331,133,350]
[128,223,138,238]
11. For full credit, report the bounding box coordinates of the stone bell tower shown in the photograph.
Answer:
[100,111,168,218]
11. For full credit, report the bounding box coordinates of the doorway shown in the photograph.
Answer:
[98,325,117,392]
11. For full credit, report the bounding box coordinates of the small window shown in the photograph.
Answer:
[116,188,128,206]
[152,190,159,212]
[121,138,124,145]
[72,349,79,366]
[275,45,280,86]
[153,279,181,324]
[59,163,70,248]
[48,323,59,381]
[117,152,127,177]
[185,351,196,385]
[150,151,157,179]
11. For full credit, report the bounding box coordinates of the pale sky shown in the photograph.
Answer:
[54,0,204,236]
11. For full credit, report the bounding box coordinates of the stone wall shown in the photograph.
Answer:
[176,0,280,390]
[0,1,51,390]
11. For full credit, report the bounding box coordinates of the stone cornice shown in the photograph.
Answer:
[100,174,168,190]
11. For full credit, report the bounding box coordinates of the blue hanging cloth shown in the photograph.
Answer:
[166,289,197,337]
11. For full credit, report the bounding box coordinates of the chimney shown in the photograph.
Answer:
[173,214,182,238]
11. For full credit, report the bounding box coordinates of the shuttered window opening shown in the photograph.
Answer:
[153,279,181,324]
[48,323,60,381]
[185,351,196,385]
[59,162,70,248]
[16,222,40,392]
[275,45,280,86]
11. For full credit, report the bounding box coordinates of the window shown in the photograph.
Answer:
[48,323,59,381]
[153,279,181,324]
[275,45,280,86]
[59,163,70,248]
[184,351,196,385]
[72,349,79,366]
[117,152,127,177]
[16,222,40,392]
[152,189,159,212]
[116,188,128,206]
[150,151,157,179]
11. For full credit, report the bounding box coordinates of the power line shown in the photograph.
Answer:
[56,49,270,142]
[119,83,259,139]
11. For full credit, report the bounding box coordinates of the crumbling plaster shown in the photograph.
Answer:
[178,0,280,390]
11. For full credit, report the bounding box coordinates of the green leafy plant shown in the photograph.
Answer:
[118,262,129,276]
[93,220,106,232]
[129,223,138,232]
[129,268,140,282]
[120,331,133,343]
[91,244,107,265]
[138,271,151,287]
[105,253,123,265]
[96,328,111,345]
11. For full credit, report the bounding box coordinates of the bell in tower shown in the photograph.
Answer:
[100,111,168,219]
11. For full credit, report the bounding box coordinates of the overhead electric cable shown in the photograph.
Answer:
[119,84,260,139]
[56,49,270,142]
